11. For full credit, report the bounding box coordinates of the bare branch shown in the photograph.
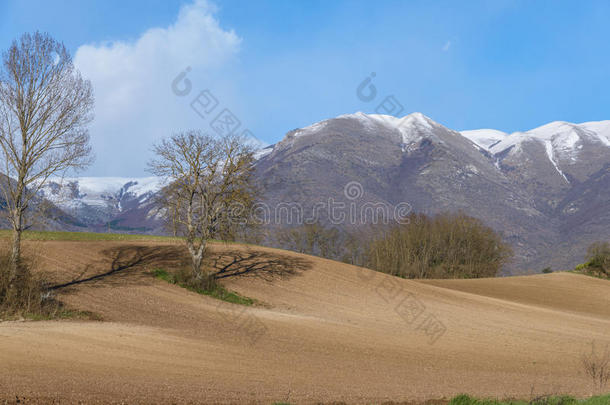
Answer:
[148,131,256,280]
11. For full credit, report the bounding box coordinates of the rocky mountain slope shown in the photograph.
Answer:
[36,177,165,233]
[255,112,609,272]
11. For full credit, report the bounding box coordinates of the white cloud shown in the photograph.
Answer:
[442,40,451,52]
[74,0,242,175]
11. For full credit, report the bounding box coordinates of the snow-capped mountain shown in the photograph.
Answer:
[462,120,610,184]
[295,112,440,148]
[38,177,164,228]
[459,129,507,150]
[463,120,610,154]
[255,112,610,272]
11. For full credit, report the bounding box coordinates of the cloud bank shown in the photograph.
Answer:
[74,0,241,175]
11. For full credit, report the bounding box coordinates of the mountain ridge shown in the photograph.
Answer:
[255,112,609,272]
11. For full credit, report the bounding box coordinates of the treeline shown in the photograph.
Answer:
[363,213,512,279]
[271,222,366,265]
[269,212,513,279]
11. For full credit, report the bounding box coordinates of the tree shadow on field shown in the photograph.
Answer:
[49,244,312,291]
[49,245,188,291]
[206,248,312,282]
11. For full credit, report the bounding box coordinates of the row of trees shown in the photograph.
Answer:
[363,213,512,279]
[273,213,513,279]
[275,222,343,259]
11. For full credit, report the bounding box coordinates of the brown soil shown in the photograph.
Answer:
[0,240,608,404]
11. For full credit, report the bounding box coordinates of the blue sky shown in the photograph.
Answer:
[1,0,610,175]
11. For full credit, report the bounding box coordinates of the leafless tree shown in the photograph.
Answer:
[148,131,255,283]
[364,212,512,279]
[275,222,342,260]
[582,341,610,392]
[0,32,94,281]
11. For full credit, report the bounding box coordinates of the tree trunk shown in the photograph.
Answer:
[9,211,23,288]
[191,250,203,277]
[187,239,207,280]
[11,228,21,268]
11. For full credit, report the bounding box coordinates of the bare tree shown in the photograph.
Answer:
[0,32,93,280]
[582,341,610,392]
[364,212,512,279]
[148,131,255,284]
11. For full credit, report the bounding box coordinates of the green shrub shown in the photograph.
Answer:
[574,263,588,271]
[152,268,255,306]
[449,395,478,405]
[574,241,610,279]
[586,242,610,275]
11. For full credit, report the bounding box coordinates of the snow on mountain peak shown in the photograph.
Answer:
[460,129,507,150]
[253,146,274,160]
[462,119,610,155]
[361,111,434,128]
[67,177,162,197]
[461,119,610,184]
[39,177,164,210]
[269,113,609,174]
[336,111,437,144]
[579,120,610,147]
[292,120,330,137]
[289,111,438,148]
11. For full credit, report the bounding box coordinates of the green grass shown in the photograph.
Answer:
[448,394,610,405]
[23,308,102,321]
[0,229,251,246]
[152,268,256,306]
[0,229,184,242]
[1,307,102,322]
[152,268,175,283]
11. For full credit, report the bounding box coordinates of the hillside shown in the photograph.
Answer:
[0,237,608,403]
[256,113,610,272]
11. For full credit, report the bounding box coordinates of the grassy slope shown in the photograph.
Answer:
[0,229,182,242]
[0,230,249,245]
[449,394,610,405]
